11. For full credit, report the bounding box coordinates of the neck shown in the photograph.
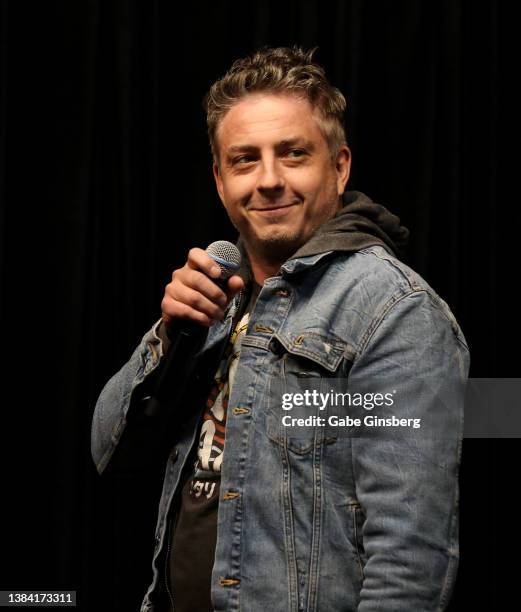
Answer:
[249,257,282,285]
[241,239,294,285]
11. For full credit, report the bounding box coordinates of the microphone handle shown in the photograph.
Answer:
[142,263,237,419]
[143,320,209,417]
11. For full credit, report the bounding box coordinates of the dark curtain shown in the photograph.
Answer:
[1,1,516,610]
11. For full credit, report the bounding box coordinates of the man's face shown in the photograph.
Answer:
[213,93,351,264]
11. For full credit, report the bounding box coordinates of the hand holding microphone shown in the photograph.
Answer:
[161,242,245,331]
[144,241,244,417]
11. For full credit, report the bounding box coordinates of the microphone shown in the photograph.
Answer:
[205,240,242,285]
[143,241,241,418]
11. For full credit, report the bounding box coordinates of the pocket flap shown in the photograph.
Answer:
[274,330,346,373]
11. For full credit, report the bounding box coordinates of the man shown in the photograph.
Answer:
[92,46,469,611]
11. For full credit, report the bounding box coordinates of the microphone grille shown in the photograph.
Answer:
[206,240,242,279]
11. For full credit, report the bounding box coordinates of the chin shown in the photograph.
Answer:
[251,231,304,262]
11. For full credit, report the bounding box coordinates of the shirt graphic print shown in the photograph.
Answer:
[193,309,250,479]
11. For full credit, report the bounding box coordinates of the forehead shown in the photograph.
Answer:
[216,93,326,151]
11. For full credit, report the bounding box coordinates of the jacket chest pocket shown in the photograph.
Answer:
[266,331,348,454]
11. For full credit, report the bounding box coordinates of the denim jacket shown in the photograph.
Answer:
[92,243,469,612]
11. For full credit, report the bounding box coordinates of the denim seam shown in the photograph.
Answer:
[356,289,416,357]
[349,441,366,585]
[351,503,365,582]
[361,247,419,292]
[436,435,462,611]
[236,353,268,612]
[306,440,323,612]
[280,436,299,612]
[424,292,470,351]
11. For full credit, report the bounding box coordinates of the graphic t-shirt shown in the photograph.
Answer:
[166,282,260,612]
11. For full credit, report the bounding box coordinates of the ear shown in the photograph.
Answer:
[335,146,351,196]
[213,160,225,204]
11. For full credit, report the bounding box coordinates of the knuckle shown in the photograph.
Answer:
[187,290,205,310]
[187,247,201,262]
[160,296,168,312]
[209,304,221,319]
[161,292,175,309]
[167,282,179,299]
[179,303,192,318]
[189,269,201,287]
[186,293,199,308]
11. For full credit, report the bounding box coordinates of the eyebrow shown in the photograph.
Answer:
[225,137,316,156]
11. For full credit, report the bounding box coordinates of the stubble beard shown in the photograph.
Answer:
[246,227,303,266]
[244,196,341,266]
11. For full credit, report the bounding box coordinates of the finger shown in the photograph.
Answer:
[168,284,225,321]
[224,275,246,300]
[186,247,222,280]
[162,301,216,328]
[172,269,228,307]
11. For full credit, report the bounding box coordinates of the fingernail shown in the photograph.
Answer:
[212,266,221,277]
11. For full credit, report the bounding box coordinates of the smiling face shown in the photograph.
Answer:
[213,93,351,274]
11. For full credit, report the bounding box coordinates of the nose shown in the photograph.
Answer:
[257,157,285,195]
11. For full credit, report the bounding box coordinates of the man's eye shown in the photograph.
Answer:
[286,149,306,158]
[236,155,255,164]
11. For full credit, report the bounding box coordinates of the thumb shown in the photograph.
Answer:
[225,275,246,300]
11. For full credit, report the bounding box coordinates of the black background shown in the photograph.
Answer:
[0,1,516,610]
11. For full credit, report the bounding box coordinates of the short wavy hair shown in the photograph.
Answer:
[204,46,347,164]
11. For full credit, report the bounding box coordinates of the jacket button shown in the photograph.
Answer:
[275,289,290,298]
[223,490,240,500]
[170,448,179,462]
[232,407,250,415]
[254,323,274,334]
[219,577,241,587]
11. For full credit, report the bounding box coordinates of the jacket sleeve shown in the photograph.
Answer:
[349,290,469,612]
[90,319,171,476]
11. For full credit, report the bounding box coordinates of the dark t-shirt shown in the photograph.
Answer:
[167,475,220,611]
[165,282,260,612]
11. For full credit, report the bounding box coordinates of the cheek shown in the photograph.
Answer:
[301,172,339,217]
[294,180,328,209]
[292,165,329,192]
[222,176,252,202]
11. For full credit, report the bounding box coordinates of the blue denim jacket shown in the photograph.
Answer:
[92,244,469,612]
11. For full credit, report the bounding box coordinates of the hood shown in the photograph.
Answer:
[235,190,409,284]
[290,190,409,260]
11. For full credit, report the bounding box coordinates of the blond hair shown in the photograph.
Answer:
[204,46,347,163]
